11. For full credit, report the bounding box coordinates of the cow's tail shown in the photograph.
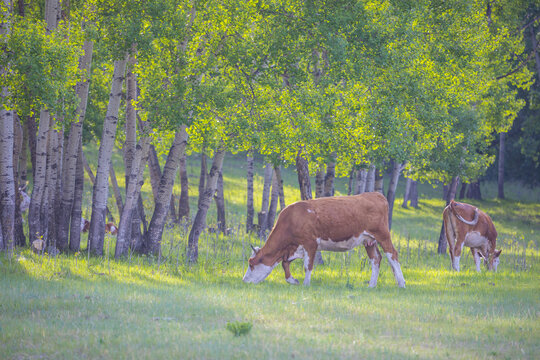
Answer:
[454,207,479,226]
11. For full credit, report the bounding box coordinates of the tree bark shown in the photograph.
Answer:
[323,158,336,197]
[13,115,25,247]
[0,87,15,253]
[115,134,150,258]
[28,109,50,243]
[56,41,94,251]
[356,169,367,195]
[295,151,312,201]
[531,24,540,82]
[69,142,84,252]
[27,116,36,179]
[275,165,285,211]
[410,180,418,208]
[266,168,279,231]
[109,165,124,216]
[177,152,190,222]
[18,117,28,184]
[145,126,189,255]
[295,151,323,264]
[315,168,324,198]
[438,176,459,254]
[187,147,226,264]
[198,151,207,208]
[402,177,412,208]
[147,144,162,200]
[365,165,375,192]
[214,170,226,233]
[374,167,384,194]
[88,58,127,256]
[467,181,482,200]
[498,132,505,199]
[386,160,404,230]
[246,152,255,233]
[81,151,114,222]
[258,162,273,238]
[459,182,468,199]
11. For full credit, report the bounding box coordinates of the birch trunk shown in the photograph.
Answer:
[115,135,150,258]
[187,148,226,264]
[198,152,207,208]
[323,159,335,197]
[374,168,384,194]
[365,165,375,192]
[27,116,36,178]
[438,176,459,254]
[56,39,93,250]
[348,170,354,195]
[82,151,114,222]
[295,151,323,264]
[274,165,285,211]
[246,152,255,233]
[147,145,162,200]
[356,169,367,195]
[145,126,188,255]
[315,168,324,198]
[498,132,505,199]
[69,143,84,252]
[386,160,404,230]
[258,162,273,238]
[18,118,28,183]
[402,177,412,208]
[266,168,279,231]
[295,151,312,201]
[13,115,26,247]
[109,165,124,215]
[88,58,127,255]
[459,182,467,199]
[214,170,226,233]
[28,109,50,243]
[0,86,15,252]
[177,152,190,222]
[409,180,418,208]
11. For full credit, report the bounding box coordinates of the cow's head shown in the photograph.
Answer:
[242,245,278,284]
[490,249,502,271]
[479,249,502,271]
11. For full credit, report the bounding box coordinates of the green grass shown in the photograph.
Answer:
[1,152,539,359]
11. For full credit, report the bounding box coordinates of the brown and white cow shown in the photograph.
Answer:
[443,200,501,272]
[243,192,405,288]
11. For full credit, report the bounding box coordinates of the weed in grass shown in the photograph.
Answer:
[226,321,253,336]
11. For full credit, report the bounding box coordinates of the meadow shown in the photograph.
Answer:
[1,153,539,359]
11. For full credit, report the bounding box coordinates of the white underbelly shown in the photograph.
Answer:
[316,232,374,252]
[464,231,489,248]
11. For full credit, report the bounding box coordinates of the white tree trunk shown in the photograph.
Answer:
[88,58,127,255]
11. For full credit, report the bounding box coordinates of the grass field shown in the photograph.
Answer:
[1,153,539,359]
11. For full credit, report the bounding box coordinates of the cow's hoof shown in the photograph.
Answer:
[286,277,299,285]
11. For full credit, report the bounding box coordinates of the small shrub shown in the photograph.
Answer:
[226,321,252,336]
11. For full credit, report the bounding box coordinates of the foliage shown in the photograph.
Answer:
[225,321,253,337]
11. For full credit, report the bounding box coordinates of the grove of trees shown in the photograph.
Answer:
[0,0,538,262]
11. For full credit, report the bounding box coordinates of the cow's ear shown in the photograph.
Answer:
[494,249,502,258]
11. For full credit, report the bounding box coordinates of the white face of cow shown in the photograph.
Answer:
[491,249,502,271]
[243,247,278,284]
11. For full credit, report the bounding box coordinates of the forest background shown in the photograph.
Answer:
[0,1,539,359]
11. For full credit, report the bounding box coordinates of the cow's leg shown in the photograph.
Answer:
[282,260,299,285]
[443,211,456,270]
[471,248,482,272]
[452,236,466,271]
[302,242,317,286]
[375,231,405,288]
[364,243,382,288]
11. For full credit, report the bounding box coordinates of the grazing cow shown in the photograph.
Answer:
[243,192,405,288]
[443,200,501,272]
[81,219,117,236]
